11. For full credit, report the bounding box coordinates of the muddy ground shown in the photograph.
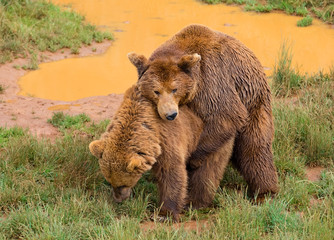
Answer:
[0,41,123,139]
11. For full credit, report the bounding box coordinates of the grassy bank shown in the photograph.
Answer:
[201,0,334,25]
[271,41,334,170]
[0,0,113,65]
[1,59,333,238]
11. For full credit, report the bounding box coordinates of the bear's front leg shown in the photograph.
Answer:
[187,136,235,209]
[188,116,238,169]
[152,159,188,222]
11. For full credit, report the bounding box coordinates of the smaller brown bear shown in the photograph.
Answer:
[89,85,230,221]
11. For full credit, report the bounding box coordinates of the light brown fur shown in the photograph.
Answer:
[128,24,279,208]
[89,85,208,221]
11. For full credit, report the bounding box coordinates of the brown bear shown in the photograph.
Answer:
[128,24,279,208]
[89,85,234,221]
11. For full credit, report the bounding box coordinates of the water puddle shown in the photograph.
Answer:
[18,0,334,101]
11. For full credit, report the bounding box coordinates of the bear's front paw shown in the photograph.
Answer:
[151,214,180,223]
[158,208,180,222]
[250,190,278,204]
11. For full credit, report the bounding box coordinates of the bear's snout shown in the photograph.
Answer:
[157,104,179,121]
[157,92,179,121]
[166,112,178,121]
[113,186,132,203]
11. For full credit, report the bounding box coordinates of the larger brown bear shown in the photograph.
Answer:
[128,24,278,208]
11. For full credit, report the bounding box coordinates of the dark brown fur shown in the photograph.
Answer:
[128,24,278,208]
[89,85,215,221]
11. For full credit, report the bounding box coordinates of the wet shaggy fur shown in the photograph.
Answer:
[128,24,279,207]
[89,85,207,221]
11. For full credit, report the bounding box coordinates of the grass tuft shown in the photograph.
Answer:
[47,112,110,139]
[296,6,309,16]
[0,126,26,147]
[312,5,334,23]
[272,41,304,96]
[48,112,91,130]
[21,51,39,70]
[201,0,223,4]
[272,41,334,167]
[297,15,313,27]
[244,3,273,12]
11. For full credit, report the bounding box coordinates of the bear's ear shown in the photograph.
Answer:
[177,53,201,73]
[127,52,149,79]
[89,140,106,159]
[126,157,142,173]
[145,156,157,166]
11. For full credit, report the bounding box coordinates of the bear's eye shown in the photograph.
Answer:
[172,89,177,93]
[154,91,160,96]
[137,151,147,156]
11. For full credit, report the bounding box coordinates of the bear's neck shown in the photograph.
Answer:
[111,85,161,149]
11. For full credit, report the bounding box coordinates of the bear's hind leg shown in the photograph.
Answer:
[231,107,279,201]
[187,136,234,209]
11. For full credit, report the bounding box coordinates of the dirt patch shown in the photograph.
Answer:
[305,166,325,182]
[0,41,123,139]
[303,167,326,208]
[309,196,323,206]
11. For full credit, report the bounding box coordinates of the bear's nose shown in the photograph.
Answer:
[113,186,132,203]
[166,112,178,121]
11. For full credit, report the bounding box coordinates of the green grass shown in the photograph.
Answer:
[272,42,334,167]
[201,0,334,24]
[0,85,4,94]
[0,126,26,146]
[47,112,110,138]
[297,15,313,26]
[272,41,304,96]
[271,40,334,97]
[48,112,91,130]
[202,0,222,4]
[1,46,334,238]
[245,4,273,13]
[312,4,334,23]
[244,0,274,12]
[1,138,332,239]
[1,72,333,238]
[0,0,113,64]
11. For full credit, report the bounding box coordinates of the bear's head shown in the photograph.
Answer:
[89,117,161,202]
[128,52,201,121]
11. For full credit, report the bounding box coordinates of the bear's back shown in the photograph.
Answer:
[150,24,269,112]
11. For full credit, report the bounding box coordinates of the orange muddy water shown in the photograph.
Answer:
[18,0,334,101]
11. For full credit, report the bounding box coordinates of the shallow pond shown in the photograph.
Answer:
[19,0,334,101]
